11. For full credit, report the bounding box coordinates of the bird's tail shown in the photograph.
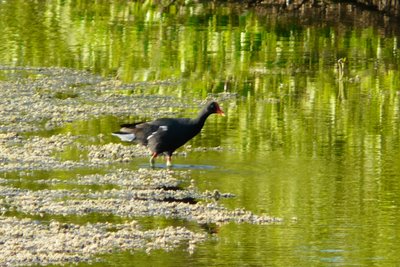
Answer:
[112,132,136,142]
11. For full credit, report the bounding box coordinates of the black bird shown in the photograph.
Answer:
[112,101,225,167]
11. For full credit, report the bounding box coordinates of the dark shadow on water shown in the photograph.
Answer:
[163,196,198,204]
[139,163,216,170]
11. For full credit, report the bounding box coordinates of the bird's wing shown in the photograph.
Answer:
[119,122,145,133]
[147,125,169,141]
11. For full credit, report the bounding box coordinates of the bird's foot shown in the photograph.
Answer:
[150,152,157,168]
[150,158,156,168]
[166,156,172,168]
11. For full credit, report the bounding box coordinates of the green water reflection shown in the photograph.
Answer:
[1,0,400,266]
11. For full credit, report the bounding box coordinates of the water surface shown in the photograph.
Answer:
[1,0,400,266]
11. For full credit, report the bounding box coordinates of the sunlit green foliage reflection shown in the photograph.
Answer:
[1,0,400,265]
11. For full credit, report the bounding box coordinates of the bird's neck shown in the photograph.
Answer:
[191,109,211,128]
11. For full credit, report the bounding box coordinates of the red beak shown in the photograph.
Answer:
[216,105,225,116]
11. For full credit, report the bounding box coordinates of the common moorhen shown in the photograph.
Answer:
[112,101,225,167]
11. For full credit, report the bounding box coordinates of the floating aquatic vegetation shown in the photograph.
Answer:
[0,133,93,171]
[0,67,183,133]
[0,168,280,266]
[1,169,274,225]
[87,143,150,163]
[0,216,206,266]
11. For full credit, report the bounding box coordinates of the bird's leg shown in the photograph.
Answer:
[150,152,158,167]
[165,154,172,167]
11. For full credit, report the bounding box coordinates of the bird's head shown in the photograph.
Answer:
[207,101,225,116]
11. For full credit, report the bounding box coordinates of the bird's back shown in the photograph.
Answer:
[145,117,201,154]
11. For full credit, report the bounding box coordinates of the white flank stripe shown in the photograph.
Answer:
[147,132,156,140]
[112,133,136,142]
[147,125,168,140]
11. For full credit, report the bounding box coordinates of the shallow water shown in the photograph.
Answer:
[1,0,400,266]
